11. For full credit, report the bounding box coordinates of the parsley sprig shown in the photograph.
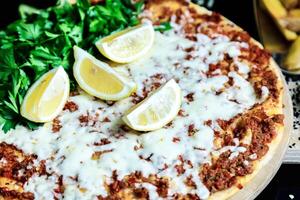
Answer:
[0,0,144,132]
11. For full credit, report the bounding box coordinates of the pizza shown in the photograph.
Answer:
[0,0,286,199]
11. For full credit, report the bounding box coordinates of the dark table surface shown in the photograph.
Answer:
[1,0,300,200]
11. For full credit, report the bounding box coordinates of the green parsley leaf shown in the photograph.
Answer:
[0,48,18,69]
[155,22,172,32]
[17,23,42,42]
[0,0,144,133]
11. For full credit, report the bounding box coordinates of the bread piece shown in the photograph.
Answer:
[284,36,300,70]
[262,0,297,41]
[280,0,298,9]
[289,8,300,17]
[278,9,300,32]
[281,17,300,32]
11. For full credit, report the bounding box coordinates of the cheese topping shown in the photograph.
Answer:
[0,29,267,199]
[24,175,59,200]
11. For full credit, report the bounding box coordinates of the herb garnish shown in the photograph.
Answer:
[154,22,172,32]
[0,0,144,132]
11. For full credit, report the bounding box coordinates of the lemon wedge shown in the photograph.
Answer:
[20,66,70,123]
[95,23,155,63]
[73,46,136,100]
[122,79,182,131]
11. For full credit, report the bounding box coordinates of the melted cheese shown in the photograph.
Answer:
[0,29,268,199]
[24,175,59,200]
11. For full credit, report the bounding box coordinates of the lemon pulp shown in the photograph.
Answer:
[122,79,182,131]
[21,67,69,122]
[79,58,124,94]
[24,73,53,118]
[73,46,136,101]
[96,24,155,63]
[136,89,175,126]
[104,28,153,58]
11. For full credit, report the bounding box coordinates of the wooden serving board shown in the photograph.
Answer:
[229,69,293,200]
